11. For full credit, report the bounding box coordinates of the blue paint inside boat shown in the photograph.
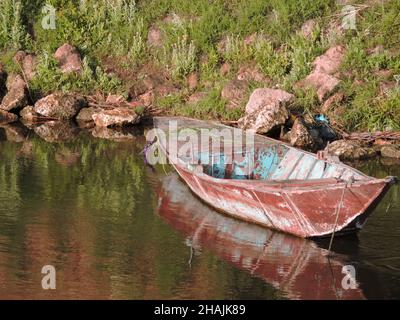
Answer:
[190,145,355,181]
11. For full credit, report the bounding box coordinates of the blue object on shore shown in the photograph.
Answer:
[315,114,329,124]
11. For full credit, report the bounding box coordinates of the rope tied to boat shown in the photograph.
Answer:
[140,137,157,165]
[327,177,354,256]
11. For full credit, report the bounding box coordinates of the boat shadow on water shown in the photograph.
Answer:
[156,173,394,300]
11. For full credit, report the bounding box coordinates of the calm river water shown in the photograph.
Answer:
[0,122,399,299]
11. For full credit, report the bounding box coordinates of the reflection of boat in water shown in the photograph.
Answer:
[156,173,365,300]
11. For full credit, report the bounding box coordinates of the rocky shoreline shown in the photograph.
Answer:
[1,43,400,161]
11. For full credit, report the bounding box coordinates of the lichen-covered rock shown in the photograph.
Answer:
[0,74,28,111]
[238,88,294,134]
[245,88,294,114]
[290,118,317,149]
[381,145,400,159]
[325,140,376,160]
[54,43,82,74]
[313,45,346,75]
[105,94,125,104]
[33,93,87,120]
[0,109,18,124]
[296,46,345,102]
[76,107,102,122]
[20,106,38,122]
[92,107,141,127]
[297,71,340,102]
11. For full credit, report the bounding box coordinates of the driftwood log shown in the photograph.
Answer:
[341,131,400,143]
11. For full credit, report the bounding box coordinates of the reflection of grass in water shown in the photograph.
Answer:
[0,143,22,217]
[30,132,146,215]
[0,131,148,220]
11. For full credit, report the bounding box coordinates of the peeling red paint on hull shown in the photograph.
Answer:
[175,166,391,238]
[153,117,397,238]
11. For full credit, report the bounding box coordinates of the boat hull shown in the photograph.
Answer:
[174,164,391,238]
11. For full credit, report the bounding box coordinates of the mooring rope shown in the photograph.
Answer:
[140,137,157,164]
[327,178,352,256]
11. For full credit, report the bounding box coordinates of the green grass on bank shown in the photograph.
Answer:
[0,0,399,130]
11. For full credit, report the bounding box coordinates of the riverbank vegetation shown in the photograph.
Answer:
[0,0,399,131]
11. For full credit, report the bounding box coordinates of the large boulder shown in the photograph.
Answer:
[0,110,18,125]
[325,140,376,160]
[54,43,82,74]
[245,88,294,114]
[221,79,248,109]
[238,88,294,134]
[33,93,87,120]
[0,74,28,111]
[13,51,37,81]
[381,145,400,159]
[92,107,141,127]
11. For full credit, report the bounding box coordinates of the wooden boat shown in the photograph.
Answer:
[157,173,365,300]
[152,117,397,238]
